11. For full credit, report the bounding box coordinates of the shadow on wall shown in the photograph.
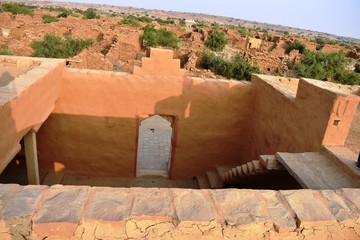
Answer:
[154,78,252,179]
[36,66,253,180]
[0,71,15,87]
[37,114,138,178]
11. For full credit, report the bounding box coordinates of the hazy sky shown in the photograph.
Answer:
[57,0,360,39]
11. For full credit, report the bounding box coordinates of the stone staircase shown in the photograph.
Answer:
[196,155,286,189]
[196,146,360,189]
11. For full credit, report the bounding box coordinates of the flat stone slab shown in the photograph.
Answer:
[131,188,174,219]
[321,146,360,180]
[276,152,360,189]
[172,189,216,222]
[0,185,358,238]
[84,187,133,221]
[212,189,271,227]
[281,190,337,227]
[260,190,297,232]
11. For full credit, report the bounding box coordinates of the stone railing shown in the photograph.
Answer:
[0,184,359,239]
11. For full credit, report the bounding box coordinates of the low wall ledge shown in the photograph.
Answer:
[0,184,359,239]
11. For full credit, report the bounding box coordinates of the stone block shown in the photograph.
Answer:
[281,189,337,227]
[212,189,271,230]
[1,185,47,219]
[320,190,359,222]
[341,188,360,211]
[0,185,46,239]
[0,184,18,197]
[32,185,89,239]
[260,190,297,232]
[172,189,216,222]
[85,187,133,221]
[131,188,174,220]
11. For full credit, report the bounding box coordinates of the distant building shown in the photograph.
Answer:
[185,19,196,24]
[245,37,262,49]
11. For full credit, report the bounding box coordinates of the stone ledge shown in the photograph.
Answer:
[0,184,359,239]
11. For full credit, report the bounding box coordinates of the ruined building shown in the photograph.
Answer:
[0,48,360,239]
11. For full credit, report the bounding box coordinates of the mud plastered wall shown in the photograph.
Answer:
[37,49,255,179]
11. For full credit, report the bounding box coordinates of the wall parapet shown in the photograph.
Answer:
[0,184,359,239]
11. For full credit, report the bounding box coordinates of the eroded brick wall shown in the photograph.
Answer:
[0,184,360,239]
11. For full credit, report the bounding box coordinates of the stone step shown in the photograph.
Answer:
[196,175,211,189]
[247,162,254,173]
[231,168,238,177]
[320,146,360,180]
[215,165,233,181]
[236,166,243,176]
[206,170,223,189]
[252,160,265,172]
[276,152,360,189]
[259,155,285,170]
[241,164,249,175]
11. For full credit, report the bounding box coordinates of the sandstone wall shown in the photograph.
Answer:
[0,56,65,173]
[0,184,360,239]
[37,49,255,179]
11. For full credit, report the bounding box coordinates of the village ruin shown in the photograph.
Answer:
[0,48,360,239]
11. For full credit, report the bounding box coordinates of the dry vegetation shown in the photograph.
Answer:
[0,1,359,85]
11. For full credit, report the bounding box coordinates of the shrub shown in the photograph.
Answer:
[204,30,227,51]
[286,40,306,54]
[192,22,207,28]
[57,11,70,18]
[355,63,360,74]
[0,3,34,16]
[137,16,152,23]
[201,50,260,80]
[155,18,175,25]
[179,20,186,27]
[0,45,12,55]
[31,34,93,58]
[292,50,360,85]
[42,14,59,24]
[81,8,99,19]
[141,25,179,49]
[316,44,324,51]
[47,6,72,18]
[119,16,141,27]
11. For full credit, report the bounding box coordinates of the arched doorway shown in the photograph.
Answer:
[136,115,173,178]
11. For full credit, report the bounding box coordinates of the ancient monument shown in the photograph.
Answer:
[0,48,359,239]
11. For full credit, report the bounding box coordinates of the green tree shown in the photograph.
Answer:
[286,40,306,54]
[205,30,228,51]
[119,16,141,27]
[31,34,93,58]
[0,3,34,16]
[141,25,179,49]
[201,50,260,80]
[82,8,99,19]
[291,50,360,85]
